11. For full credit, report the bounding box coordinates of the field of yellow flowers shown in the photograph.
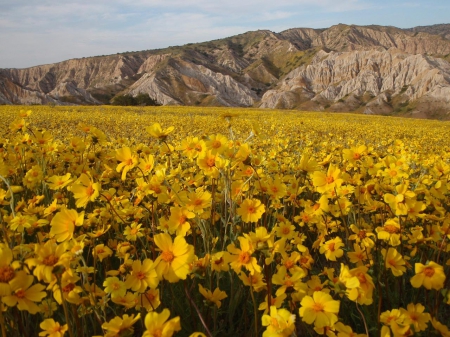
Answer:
[0,105,450,337]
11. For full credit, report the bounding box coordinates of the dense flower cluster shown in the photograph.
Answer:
[0,105,449,336]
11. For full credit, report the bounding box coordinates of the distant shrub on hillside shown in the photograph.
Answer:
[112,93,160,106]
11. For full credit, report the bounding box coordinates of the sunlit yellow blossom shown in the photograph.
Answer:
[258,293,287,315]
[143,308,181,337]
[237,198,266,223]
[146,122,174,140]
[410,261,445,290]
[382,248,406,276]
[262,306,296,337]
[71,173,100,208]
[399,303,430,332]
[125,259,159,292]
[39,319,68,337]
[46,173,72,190]
[27,240,70,283]
[167,206,195,236]
[227,236,262,275]
[50,207,84,242]
[154,233,195,282]
[299,291,340,328]
[2,271,46,313]
[123,222,145,241]
[103,277,127,298]
[319,237,344,261]
[93,243,113,262]
[116,146,138,180]
[376,218,402,246]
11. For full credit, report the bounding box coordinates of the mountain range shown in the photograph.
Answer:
[1,23,450,119]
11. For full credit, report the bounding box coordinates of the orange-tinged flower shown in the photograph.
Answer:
[39,319,68,337]
[376,218,402,246]
[319,237,344,261]
[143,308,181,337]
[125,259,159,292]
[410,261,446,290]
[123,222,144,241]
[210,251,231,272]
[2,270,46,314]
[400,303,430,332]
[312,164,343,193]
[27,241,70,283]
[237,198,265,223]
[299,291,340,328]
[50,207,84,242]
[167,206,195,236]
[71,173,100,208]
[154,233,195,283]
[227,237,262,275]
[261,306,296,337]
[93,244,113,262]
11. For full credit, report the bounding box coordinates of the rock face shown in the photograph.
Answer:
[260,48,450,118]
[1,23,450,119]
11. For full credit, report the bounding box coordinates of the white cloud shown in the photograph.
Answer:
[0,0,448,68]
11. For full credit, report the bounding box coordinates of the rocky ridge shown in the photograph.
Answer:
[1,24,450,119]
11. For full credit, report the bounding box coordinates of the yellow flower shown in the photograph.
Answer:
[399,303,430,332]
[167,206,195,236]
[237,198,266,223]
[146,122,174,140]
[143,308,181,337]
[136,288,161,311]
[299,291,340,328]
[46,173,73,190]
[2,270,46,314]
[125,259,159,292]
[26,241,70,283]
[154,233,195,283]
[312,164,343,193]
[319,237,344,261]
[261,306,296,337]
[102,314,141,337]
[39,319,68,337]
[50,207,84,242]
[93,244,113,262]
[198,284,227,308]
[227,237,262,275]
[431,318,450,337]
[382,248,406,276]
[71,173,100,208]
[376,218,402,246]
[103,277,127,298]
[116,147,138,180]
[410,261,446,290]
[239,272,267,292]
[123,222,144,241]
[210,251,231,273]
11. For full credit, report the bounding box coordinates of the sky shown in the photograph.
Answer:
[0,0,449,69]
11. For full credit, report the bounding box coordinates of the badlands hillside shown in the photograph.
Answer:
[1,23,450,119]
